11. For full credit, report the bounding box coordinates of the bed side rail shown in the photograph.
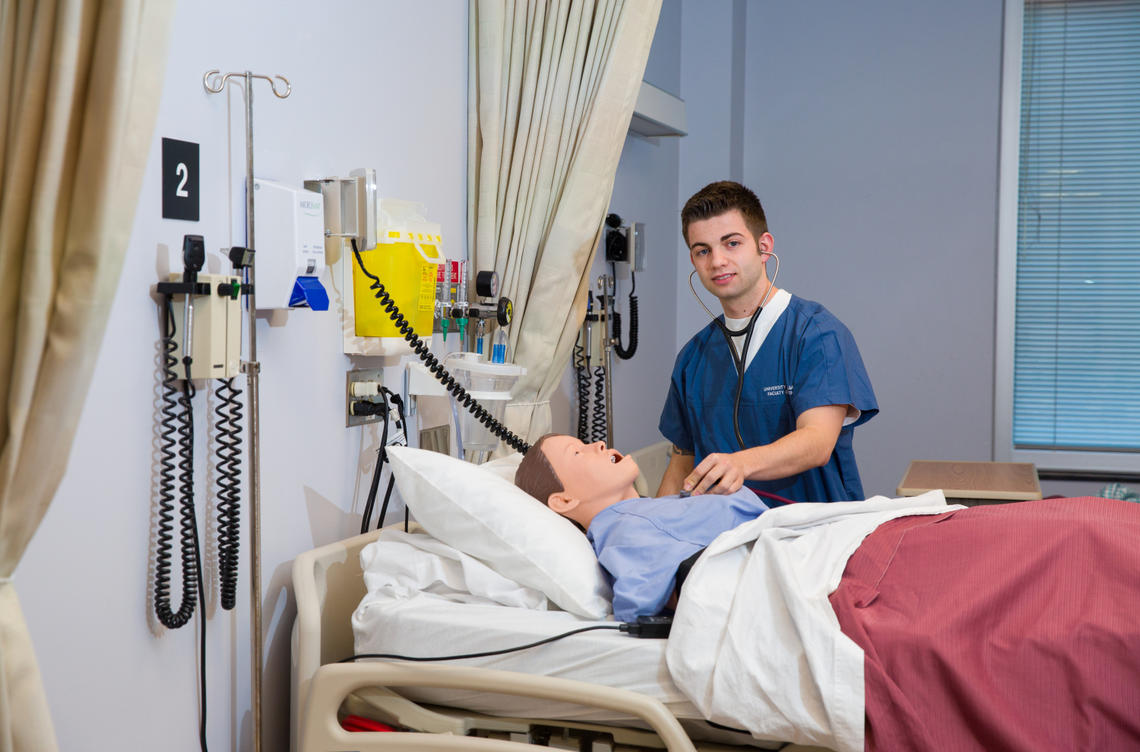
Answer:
[298,661,699,752]
[293,528,385,752]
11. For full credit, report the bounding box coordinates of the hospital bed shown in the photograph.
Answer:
[290,441,833,752]
[292,439,1140,752]
[291,526,818,751]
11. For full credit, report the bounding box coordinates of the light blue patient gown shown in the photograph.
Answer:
[586,489,769,621]
[659,294,877,503]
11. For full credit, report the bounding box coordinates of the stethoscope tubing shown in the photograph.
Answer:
[686,251,781,449]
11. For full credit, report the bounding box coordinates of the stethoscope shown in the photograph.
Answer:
[687,250,781,449]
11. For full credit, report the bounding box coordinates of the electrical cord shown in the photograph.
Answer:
[214,377,242,610]
[360,387,406,534]
[573,342,590,442]
[153,297,210,752]
[590,365,607,444]
[351,240,530,454]
[360,397,390,536]
[155,299,199,630]
[375,390,406,530]
[611,264,638,361]
[340,624,626,663]
[340,616,672,666]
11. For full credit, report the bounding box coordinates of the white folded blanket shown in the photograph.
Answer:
[666,491,958,752]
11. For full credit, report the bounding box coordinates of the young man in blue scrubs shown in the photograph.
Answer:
[658,181,877,503]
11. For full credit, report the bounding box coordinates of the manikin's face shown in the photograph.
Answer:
[687,209,774,317]
[541,435,640,503]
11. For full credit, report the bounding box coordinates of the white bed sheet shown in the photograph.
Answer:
[351,529,772,746]
[354,591,689,722]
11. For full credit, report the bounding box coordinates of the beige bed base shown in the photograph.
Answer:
[291,524,832,752]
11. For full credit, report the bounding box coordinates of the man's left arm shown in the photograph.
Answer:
[681,404,847,496]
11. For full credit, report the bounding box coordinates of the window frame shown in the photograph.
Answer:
[994,0,1140,476]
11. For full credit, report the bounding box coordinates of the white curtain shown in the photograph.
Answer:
[0,2,173,749]
[468,0,661,443]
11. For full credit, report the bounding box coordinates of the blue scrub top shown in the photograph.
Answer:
[587,489,770,621]
[659,294,877,503]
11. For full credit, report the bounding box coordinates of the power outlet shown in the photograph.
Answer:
[346,368,385,427]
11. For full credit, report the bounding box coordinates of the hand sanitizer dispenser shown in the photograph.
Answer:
[250,177,329,310]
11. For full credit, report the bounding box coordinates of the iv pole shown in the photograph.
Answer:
[203,69,290,752]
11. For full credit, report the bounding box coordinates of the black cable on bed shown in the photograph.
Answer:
[340,624,627,663]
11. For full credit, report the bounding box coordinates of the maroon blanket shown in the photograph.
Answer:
[829,497,1140,751]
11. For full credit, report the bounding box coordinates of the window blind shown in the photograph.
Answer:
[1013,0,1140,452]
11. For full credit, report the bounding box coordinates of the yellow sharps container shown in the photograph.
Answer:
[352,207,443,339]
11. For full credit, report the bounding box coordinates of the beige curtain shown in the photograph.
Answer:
[468,0,660,443]
[0,1,173,749]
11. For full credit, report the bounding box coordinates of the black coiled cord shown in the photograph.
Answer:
[214,378,242,611]
[590,365,607,444]
[155,299,201,629]
[154,297,210,752]
[612,268,638,361]
[351,240,530,454]
[573,343,590,442]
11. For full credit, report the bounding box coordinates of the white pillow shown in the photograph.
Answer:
[385,445,612,619]
[480,452,524,482]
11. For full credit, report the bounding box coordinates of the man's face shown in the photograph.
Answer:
[687,209,773,316]
[542,435,640,502]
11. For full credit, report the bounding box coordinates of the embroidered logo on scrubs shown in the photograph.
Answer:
[763,384,793,398]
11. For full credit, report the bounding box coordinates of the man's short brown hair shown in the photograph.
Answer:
[514,434,563,506]
[681,180,768,244]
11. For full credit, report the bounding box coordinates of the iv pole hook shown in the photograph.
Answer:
[203,69,292,98]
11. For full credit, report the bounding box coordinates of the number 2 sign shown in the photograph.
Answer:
[162,138,199,221]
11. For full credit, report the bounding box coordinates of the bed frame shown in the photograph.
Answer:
[291,525,833,752]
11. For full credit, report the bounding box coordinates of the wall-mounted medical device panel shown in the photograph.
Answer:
[630,221,646,272]
[168,272,243,379]
[250,178,328,310]
[604,215,646,272]
[303,169,377,253]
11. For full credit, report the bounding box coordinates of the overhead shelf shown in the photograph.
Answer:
[629,81,686,138]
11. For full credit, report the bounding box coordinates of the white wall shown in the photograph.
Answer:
[18,1,468,750]
[737,0,1005,497]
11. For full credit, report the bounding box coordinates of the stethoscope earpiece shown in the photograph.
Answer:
[686,252,780,323]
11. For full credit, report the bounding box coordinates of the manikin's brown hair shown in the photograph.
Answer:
[514,434,563,506]
[681,180,769,245]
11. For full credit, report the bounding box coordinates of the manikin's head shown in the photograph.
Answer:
[515,434,641,530]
